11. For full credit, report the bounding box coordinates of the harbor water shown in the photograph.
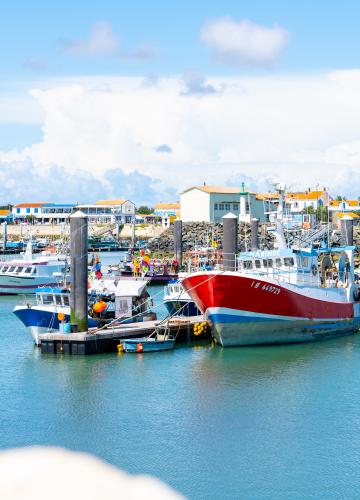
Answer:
[1,254,360,498]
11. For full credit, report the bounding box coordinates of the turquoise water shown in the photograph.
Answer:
[2,253,360,498]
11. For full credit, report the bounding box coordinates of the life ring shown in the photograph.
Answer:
[311,264,318,276]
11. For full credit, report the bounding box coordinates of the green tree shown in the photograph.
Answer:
[25,215,36,224]
[136,206,153,215]
[302,205,329,222]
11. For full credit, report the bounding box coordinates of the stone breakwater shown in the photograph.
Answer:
[147,221,360,254]
[147,222,272,253]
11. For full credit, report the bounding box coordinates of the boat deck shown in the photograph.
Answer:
[39,315,207,355]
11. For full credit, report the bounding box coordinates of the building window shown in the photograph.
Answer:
[294,202,298,209]
[16,208,20,214]
[26,208,30,214]
[233,203,239,211]
[219,204,224,210]
[34,208,38,213]
[224,203,231,211]
[214,203,218,210]
[245,201,250,214]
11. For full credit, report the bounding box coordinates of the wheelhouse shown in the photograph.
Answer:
[35,289,70,307]
[237,248,319,285]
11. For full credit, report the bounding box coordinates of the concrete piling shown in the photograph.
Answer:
[70,211,88,332]
[131,221,136,247]
[251,218,259,251]
[340,216,354,246]
[222,213,238,271]
[2,222,7,251]
[174,219,183,267]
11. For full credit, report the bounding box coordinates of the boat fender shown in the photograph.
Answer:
[136,343,143,352]
[311,265,318,276]
[353,288,360,302]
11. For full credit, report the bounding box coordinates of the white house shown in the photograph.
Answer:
[180,186,270,223]
[77,199,136,224]
[328,199,360,213]
[285,189,330,213]
[13,202,49,221]
[37,204,75,223]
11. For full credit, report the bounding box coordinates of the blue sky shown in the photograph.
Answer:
[1,1,360,202]
[1,0,360,77]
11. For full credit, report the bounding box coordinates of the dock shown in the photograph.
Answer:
[39,315,209,355]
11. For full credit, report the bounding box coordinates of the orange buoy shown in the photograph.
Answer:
[93,301,107,313]
[136,343,143,353]
[57,312,65,321]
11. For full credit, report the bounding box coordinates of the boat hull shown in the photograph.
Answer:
[119,270,178,284]
[13,305,154,345]
[182,272,360,347]
[122,337,175,352]
[0,277,61,295]
[207,307,360,346]
[13,306,98,345]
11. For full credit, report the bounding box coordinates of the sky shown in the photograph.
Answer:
[1,0,360,203]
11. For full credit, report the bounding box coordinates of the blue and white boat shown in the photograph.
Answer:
[13,288,97,344]
[13,278,154,345]
[163,278,200,317]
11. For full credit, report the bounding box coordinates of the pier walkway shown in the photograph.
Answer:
[39,315,207,355]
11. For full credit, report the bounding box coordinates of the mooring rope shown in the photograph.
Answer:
[89,270,225,334]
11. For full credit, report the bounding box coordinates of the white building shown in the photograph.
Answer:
[180,186,270,223]
[328,199,360,213]
[285,189,330,213]
[77,199,136,224]
[13,202,50,221]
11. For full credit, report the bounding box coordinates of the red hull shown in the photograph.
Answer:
[182,273,354,320]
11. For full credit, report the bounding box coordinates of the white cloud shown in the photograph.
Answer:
[2,70,360,200]
[62,21,119,57]
[201,18,290,67]
[0,159,177,205]
[61,21,155,60]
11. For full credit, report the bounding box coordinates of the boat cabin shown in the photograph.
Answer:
[35,288,70,307]
[88,278,151,319]
[237,248,320,285]
[237,246,356,288]
[0,264,37,276]
[0,260,65,278]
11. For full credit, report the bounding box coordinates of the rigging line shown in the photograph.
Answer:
[90,270,226,334]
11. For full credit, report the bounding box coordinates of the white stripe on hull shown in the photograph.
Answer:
[206,307,360,346]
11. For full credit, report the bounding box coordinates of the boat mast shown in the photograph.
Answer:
[270,183,288,249]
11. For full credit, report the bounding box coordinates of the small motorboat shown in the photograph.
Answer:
[120,326,175,353]
[121,336,175,353]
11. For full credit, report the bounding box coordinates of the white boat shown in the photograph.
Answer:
[0,241,67,295]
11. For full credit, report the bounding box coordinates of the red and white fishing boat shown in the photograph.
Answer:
[182,186,360,346]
